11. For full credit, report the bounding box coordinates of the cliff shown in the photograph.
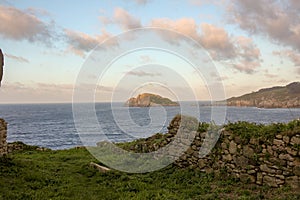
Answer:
[225,82,300,108]
[125,93,179,107]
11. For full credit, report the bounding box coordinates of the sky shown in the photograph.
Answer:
[0,0,299,103]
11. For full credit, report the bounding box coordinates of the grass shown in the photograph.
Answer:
[224,119,300,142]
[1,145,300,200]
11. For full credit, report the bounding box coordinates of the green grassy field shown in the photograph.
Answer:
[0,144,299,200]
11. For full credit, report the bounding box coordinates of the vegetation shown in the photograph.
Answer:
[149,94,178,105]
[225,119,300,141]
[1,119,300,199]
[1,146,300,200]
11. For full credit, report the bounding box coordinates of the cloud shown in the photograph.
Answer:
[150,18,199,42]
[231,61,260,74]
[5,53,29,63]
[126,70,161,77]
[113,7,142,30]
[230,36,261,74]
[229,0,300,51]
[64,29,116,57]
[273,50,300,66]
[96,10,261,74]
[140,55,153,63]
[132,0,150,5]
[0,82,114,103]
[199,23,235,59]
[0,5,53,43]
[149,19,261,72]
[189,0,228,7]
[264,73,278,78]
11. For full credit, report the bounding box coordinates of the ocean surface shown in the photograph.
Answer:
[0,102,299,150]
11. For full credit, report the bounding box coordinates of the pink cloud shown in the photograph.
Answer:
[113,7,142,30]
[5,53,29,63]
[0,5,52,43]
[229,0,300,51]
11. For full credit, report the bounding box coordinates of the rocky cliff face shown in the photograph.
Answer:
[226,82,300,108]
[125,93,179,107]
[0,118,8,157]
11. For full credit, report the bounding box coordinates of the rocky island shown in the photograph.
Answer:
[224,82,300,108]
[125,93,179,107]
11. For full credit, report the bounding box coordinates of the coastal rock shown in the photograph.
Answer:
[125,93,179,107]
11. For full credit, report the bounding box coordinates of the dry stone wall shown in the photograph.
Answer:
[0,118,8,156]
[165,116,300,188]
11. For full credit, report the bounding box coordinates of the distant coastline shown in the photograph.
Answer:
[219,82,300,108]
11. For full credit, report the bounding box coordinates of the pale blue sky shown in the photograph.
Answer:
[0,0,299,103]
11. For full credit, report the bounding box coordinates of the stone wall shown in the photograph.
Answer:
[165,115,300,188]
[0,118,8,156]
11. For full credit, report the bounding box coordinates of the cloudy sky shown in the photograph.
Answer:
[0,0,299,103]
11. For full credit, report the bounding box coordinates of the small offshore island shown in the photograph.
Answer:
[223,82,300,108]
[125,93,179,107]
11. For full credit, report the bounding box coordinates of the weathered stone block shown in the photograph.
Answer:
[240,173,256,183]
[279,153,294,161]
[293,165,300,176]
[291,136,300,145]
[283,136,290,143]
[260,164,276,174]
[273,139,285,146]
[229,141,237,154]
[243,145,254,158]
[222,154,232,162]
[235,156,249,168]
[256,172,263,185]
[263,175,278,187]
[286,176,300,189]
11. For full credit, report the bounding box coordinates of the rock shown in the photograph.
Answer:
[276,135,283,139]
[293,165,300,176]
[256,172,263,185]
[125,93,179,107]
[283,136,290,143]
[269,157,287,166]
[260,164,276,174]
[276,175,285,179]
[235,156,249,168]
[234,136,242,144]
[291,136,300,145]
[229,141,237,154]
[90,162,111,173]
[222,154,232,162]
[276,178,285,185]
[198,159,206,169]
[240,173,256,183]
[247,169,256,174]
[243,145,254,158]
[221,142,227,150]
[267,145,274,155]
[279,154,294,161]
[286,147,298,156]
[273,139,285,146]
[250,138,259,145]
[286,176,300,189]
[263,175,278,187]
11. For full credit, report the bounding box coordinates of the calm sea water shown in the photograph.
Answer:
[0,102,299,150]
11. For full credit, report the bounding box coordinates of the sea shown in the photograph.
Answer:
[0,102,299,150]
